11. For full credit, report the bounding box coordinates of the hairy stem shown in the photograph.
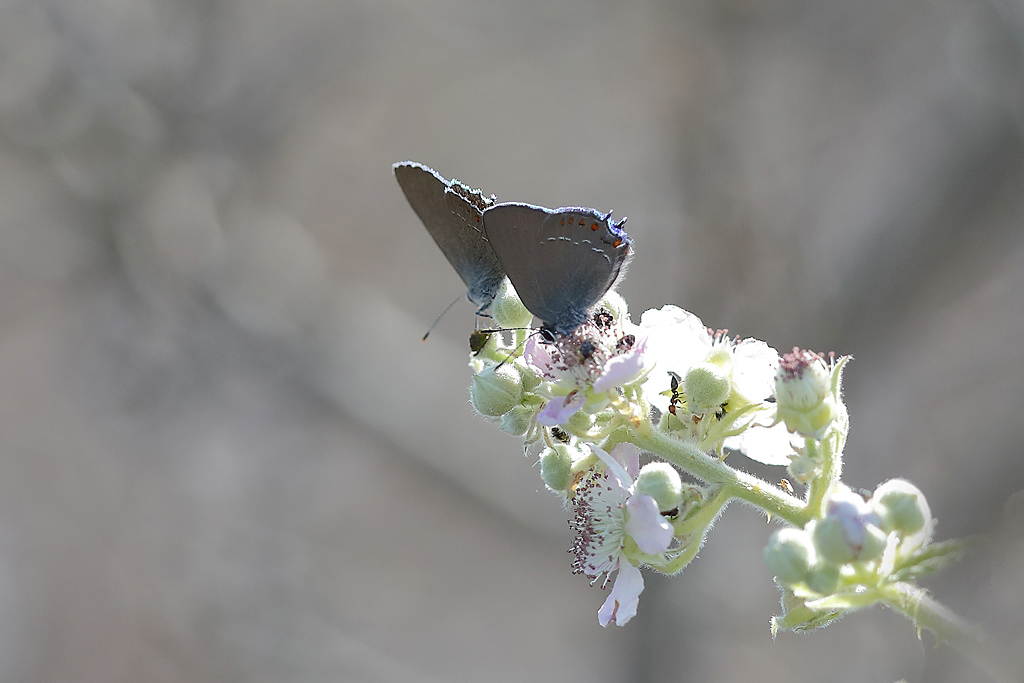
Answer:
[880,582,1018,683]
[631,425,810,528]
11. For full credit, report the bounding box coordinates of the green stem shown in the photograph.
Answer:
[880,582,1019,683]
[805,438,831,517]
[632,425,811,528]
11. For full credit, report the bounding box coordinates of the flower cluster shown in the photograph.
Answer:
[764,480,936,632]
[460,282,955,635]
[466,285,798,624]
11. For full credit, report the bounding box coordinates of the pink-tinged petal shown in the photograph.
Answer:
[590,445,632,492]
[536,392,585,426]
[598,560,644,627]
[593,334,649,392]
[625,494,674,554]
[609,442,640,480]
[523,337,554,376]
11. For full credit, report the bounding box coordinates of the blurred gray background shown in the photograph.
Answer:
[1,0,1023,681]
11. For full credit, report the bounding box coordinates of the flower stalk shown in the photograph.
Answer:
[453,285,1005,677]
[631,425,811,528]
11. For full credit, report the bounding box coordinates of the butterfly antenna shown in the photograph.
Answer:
[422,294,464,342]
[494,329,542,370]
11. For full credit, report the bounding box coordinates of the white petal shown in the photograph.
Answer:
[730,339,779,404]
[726,417,803,466]
[640,306,711,373]
[639,306,711,412]
[625,494,674,554]
[598,560,644,627]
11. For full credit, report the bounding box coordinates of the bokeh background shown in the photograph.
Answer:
[1,0,1023,681]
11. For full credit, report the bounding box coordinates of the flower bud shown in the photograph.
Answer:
[776,348,830,409]
[540,445,573,491]
[775,348,837,440]
[491,279,533,330]
[517,362,542,392]
[764,528,814,587]
[684,363,731,413]
[814,515,887,564]
[787,454,819,485]
[470,364,522,417]
[566,406,595,434]
[871,479,931,547]
[805,560,840,594]
[500,405,534,436]
[635,463,684,512]
[812,487,887,564]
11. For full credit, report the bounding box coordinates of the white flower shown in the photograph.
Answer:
[639,306,778,408]
[637,306,709,412]
[525,305,651,423]
[569,443,673,627]
[525,319,647,389]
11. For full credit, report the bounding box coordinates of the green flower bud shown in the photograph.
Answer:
[857,524,888,562]
[684,363,731,413]
[813,516,857,564]
[805,560,840,594]
[812,488,888,564]
[764,528,815,587]
[871,479,931,542]
[775,349,837,440]
[566,406,595,434]
[778,399,839,442]
[500,405,534,436]
[517,362,542,392]
[470,364,522,417]
[635,463,684,512]
[540,445,573,491]
[491,279,533,330]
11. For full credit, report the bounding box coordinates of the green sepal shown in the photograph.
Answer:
[891,537,975,581]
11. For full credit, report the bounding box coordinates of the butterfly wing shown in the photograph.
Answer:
[393,161,504,308]
[482,202,632,333]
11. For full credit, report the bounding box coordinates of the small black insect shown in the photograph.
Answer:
[667,371,683,417]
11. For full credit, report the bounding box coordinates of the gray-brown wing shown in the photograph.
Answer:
[393,161,503,308]
[482,202,632,333]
